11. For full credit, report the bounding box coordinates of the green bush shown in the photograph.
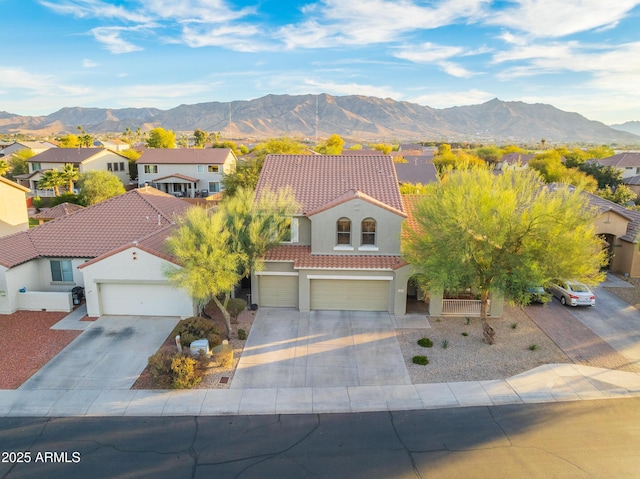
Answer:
[212,346,234,368]
[172,316,221,348]
[529,343,539,351]
[417,337,433,348]
[461,332,469,337]
[32,196,44,211]
[148,350,174,388]
[227,298,247,323]
[441,339,449,349]
[412,355,429,365]
[170,355,202,389]
[237,328,247,340]
[51,192,83,207]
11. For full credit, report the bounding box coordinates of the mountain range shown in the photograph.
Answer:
[1,94,638,144]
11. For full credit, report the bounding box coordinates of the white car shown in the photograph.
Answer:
[547,280,595,307]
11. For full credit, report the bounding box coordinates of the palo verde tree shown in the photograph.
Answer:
[146,127,176,148]
[164,187,299,339]
[403,167,606,345]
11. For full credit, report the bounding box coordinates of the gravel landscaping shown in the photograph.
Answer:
[0,311,81,389]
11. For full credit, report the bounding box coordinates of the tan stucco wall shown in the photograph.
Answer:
[594,211,630,238]
[0,182,28,236]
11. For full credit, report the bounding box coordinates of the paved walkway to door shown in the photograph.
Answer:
[231,309,412,389]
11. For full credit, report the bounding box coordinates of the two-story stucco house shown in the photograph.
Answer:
[0,140,57,158]
[0,176,30,237]
[136,148,237,197]
[20,148,130,191]
[250,154,413,316]
[597,152,640,180]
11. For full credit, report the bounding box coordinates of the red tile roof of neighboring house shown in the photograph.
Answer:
[28,148,119,164]
[137,148,235,164]
[401,195,423,235]
[0,187,190,268]
[264,245,407,270]
[31,202,84,220]
[255,154,404,216]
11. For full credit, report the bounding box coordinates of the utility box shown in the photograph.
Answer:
[190,339,210,356]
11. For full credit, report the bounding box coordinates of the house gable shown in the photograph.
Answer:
[0,177,29,237]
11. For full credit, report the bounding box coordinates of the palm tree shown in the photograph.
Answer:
[60,163,80,193]
[38,169,65,196]
[0,159,9,176]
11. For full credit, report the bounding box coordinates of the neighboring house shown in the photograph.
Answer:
[494,152,535,171]
[341,149,385,156]
[0,186,195,317]
[17,148,130,191]
[395,156,439,185]
[0,176,29,237]
[0,141,57,158]
[93,139,130,151]
[251,154,413,316]
[622,175,640,196]
[30,202,85,225]
[136,148,237,197]
[596,152,640,179]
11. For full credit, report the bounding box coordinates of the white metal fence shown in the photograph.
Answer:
[441,299,488,316]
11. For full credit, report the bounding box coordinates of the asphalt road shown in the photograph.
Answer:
[1,398,639,479]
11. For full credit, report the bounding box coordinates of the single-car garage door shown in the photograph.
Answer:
[99,282,193,316]
[310,279,389,311]
[258,275,298,308]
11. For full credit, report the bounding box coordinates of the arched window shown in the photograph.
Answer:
[361,218,376,245]
[337,217,351,245]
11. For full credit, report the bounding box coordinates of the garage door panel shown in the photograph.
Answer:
[100,283,192,316]
[311,280,389,311]
[258,276,298,308]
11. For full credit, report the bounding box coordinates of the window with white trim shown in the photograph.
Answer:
[50,259,73,282]
[144,165,158,174]
[208,182,220,192]
[337,217,351,245]
[361,218,376,245]
[208,165,219,173]
[281,218,299,243]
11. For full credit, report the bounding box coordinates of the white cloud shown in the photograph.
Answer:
[39,0,151,23]
[91,27,144,54]
[485,0,640,37]
[82,59,98,68]
[141,0,255,24]
[181,24,264,52]
[394,42,481,78]
[292,79,402,100]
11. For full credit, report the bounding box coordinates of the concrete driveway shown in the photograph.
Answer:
[231,308,412,389]
[19,315,180,390]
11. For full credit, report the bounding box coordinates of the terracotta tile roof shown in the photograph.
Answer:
[597,152,640,167]
[255,154,404,215]
[264,245,407,270]
[31,202,84,220]
[401,195,423,235]
[0,187,190,268]
[137,148,235,164]
[28,148,114,164]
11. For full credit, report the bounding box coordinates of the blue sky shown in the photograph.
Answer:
[1,0,639,125]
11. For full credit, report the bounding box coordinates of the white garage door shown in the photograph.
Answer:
[258,275,298,308]
[99,282,193,316]
[310,279,389,311]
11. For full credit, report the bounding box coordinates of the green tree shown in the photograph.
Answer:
[586,145,615,160]
[563,148,589,168]
[475,145,504,164]
[165,187,299,338]
[58,134,80,148]
[193,129,208,148]
[596,185,638,205]
[578,162,622,189]
[38,169,65,196]
[371,143,393,154]
[559,168,598,192]
[8,149,33,179]
[253,137,307,158]
[77,171,126,205]
[315,134,344,154]
[0,159,9,176]
[146,127,176,148]
[60,163,80,193]
[222,158,264,197]
[528,150,566,183]
[403,168,605,345]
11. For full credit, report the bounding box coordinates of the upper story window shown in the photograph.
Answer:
[361,218,376,245]
[144,165,158,174]
[208,165,219,173]
[281,218,299,243]
[337,218,351,245]
[31,162,41,172]
[108,162,125,171]
[50,259,73,283]
[197,165,205,173]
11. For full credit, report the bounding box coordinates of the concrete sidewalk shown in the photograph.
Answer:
[1,363,639,416]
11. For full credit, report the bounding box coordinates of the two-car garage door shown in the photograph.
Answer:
[310,279,389,311]
[99,282,193,317]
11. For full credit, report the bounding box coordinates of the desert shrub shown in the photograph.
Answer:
[417,337,433,348]
[441,339,449,349]
[32,196,44,211]
[461,332,469,337]
[529,343,539,351]
[227,298,247,323]
[412,355,429,365]
[172,316,221,348]
[147,350,174,388]
[211,344,234,368]
[237,328,247,340]
[170,355,202,389]
[511,322,518,329]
